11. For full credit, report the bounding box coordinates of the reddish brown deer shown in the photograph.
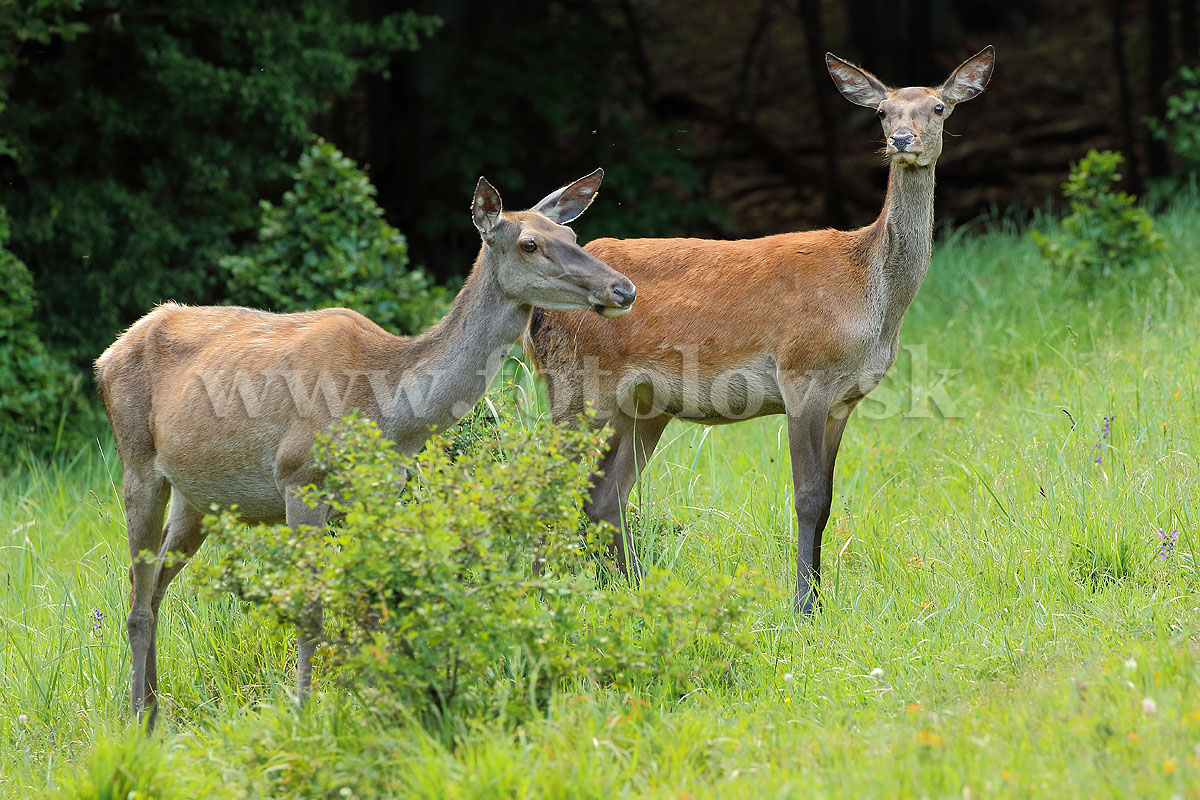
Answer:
[96,170,635,725]
[526,48,995,613]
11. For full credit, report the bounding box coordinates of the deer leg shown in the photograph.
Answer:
[124,471,169,723]
[583,413,670,579]
[142,490,207,727]
[781,379,836,615]
[285,490,328,707]
[796,410,854,618]
[808,410,853,604]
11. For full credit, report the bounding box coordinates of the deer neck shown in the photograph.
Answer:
[376,249,527,445]
[870,162,936,338]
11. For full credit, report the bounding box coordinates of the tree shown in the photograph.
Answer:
[0,1,439,362]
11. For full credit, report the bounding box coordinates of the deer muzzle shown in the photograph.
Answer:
[593,280,637,318]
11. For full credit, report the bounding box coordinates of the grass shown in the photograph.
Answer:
[3,198,1200,797]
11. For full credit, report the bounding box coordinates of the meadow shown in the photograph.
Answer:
[2,200,1199,798]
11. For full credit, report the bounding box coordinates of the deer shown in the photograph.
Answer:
[525,47,995,613]
[95,169,636,726]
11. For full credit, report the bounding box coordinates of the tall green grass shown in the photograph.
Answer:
[2,198,1199,797]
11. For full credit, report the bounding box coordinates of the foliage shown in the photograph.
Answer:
[1148,65,1200,173]
[52,728,185,800]
[0,208,81,458]
[200,411,754,725]
[0,2,87,159]
[0,1,440,362]
[220,140,449,335]
[7,202,1200,796]
[390,6,727,265]
[1031,150,1165,278]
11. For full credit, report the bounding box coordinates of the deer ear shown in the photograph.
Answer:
[532,168,604,225]
[472,177,503,236]
[940,45,995,105]
[826,53,890,108]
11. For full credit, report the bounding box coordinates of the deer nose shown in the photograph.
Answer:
[890,132,916,151]
[610,283,636,308]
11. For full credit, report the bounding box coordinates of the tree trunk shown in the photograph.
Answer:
[798,0,846,227]
[1112,0,1143,194]
[1146,0,1173,177]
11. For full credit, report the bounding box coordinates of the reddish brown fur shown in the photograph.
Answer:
[525,47,995,610]
[532,228,878,400]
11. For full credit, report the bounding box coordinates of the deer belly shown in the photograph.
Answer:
[614,355,785,421]
[155,448,288,524]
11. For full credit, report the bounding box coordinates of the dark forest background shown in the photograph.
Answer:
[1,1,1198,395]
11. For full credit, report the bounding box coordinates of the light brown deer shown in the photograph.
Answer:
[95,170,635,725]
[526,48,995,613]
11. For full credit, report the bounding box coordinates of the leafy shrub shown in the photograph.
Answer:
[0,207,80,456]
[1031,150,1165,278]
[201,412,755,726]
[1148,65,1200,173]
[221,140,450,335]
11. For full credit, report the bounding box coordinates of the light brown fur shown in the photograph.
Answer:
[97,170,635,725]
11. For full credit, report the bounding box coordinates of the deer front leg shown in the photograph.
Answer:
[285,490,328,706]
[582,413,670,580]
[781,378,837,615]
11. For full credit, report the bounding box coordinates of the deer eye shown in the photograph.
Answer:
[934,103,944,115]
[520,240,537,253]
[876,108,886,119]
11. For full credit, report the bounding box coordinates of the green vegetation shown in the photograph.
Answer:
[1032,150,1165,279]
[2,196,1198,797]
[0,209,82,459]
[220,140,450,335]
[0,2,439,362]
[1149,65,1200,175]
[201,412,752,728]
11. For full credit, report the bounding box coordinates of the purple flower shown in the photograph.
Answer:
[91,608,103,632]
[1094,414,1114,464]
[1158,528,1178,560]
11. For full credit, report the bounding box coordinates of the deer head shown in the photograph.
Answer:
[826,46,995,169]
[472,169,636,318]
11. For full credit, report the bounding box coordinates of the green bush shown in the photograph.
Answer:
[0,208,80,457]
[220,140,450,335]
[1148,65,1200,173]
[1032,150,1165,279]
[200,411,755,726]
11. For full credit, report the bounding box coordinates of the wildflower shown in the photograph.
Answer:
[915,729,943,746]
[1143,697,1157,714]
[1124,658,1138,673]
[869,667,885,680]
[17,714,27,726]
[1094,414,1114,464]
[91,608,103,632]
[783,672,794,684]
[1158,528,1178,560]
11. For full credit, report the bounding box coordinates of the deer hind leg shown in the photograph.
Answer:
[140,490,207,726]
[285,490,328,707]
[583,413,670,579]
[124,470,169,723]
